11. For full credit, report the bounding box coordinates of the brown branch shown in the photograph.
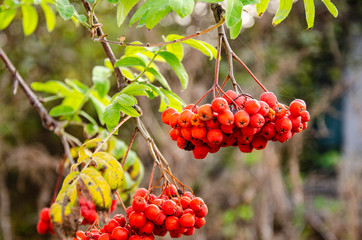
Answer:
[80,0,126,90]
[0,48,59,132]
[0,47,75,165]
[94,18,225,48]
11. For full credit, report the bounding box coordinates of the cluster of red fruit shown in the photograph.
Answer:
[74,186,207,240]
[37,198,117,235]
[161,90,310,159]
[37,207,54,234]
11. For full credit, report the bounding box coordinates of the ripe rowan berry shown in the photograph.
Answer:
[234,110,250,128]
[176,137,186,149]
[162,200,177,215]
[223,90,238,105]
[260,92,277,108]
[132,196,148,212]
[37,220,49,234]
[184,227,195,236]
[245,99,261,114]
[289,99,306,117]
[169,113,180,128]
[39,208,50,222]
[154,211,167,225]
[194,217,206,229]
[161,108,177,125]
[111,227,129,240]
[179,213,195,228]
[249,113,265,128]
[129,212,146,229]
[169,129,178,141]
[258,101,270,116]
[238,143,254,153]
[104,219,120,233]
[206,117,220,129]
[180,127,193,141]
[251,135,268,150]
[260,123,276,140]
[165,216,179,231]
[128,236,142,240]
[198,104,213,121]
[275,117,292,134]
[211,97,228,113]
[301,110,310,122]
[189,197,205,212]
[134,188,148,199]
[113,214,126,227]
[191,127,207,140]
[98,233,111,240]
[220,124,235,134]
[184,104,198,114]
[273,103,287,118]
[207,129,223,145]
[139,221,154,234]
[178,109,194,127]
[217,110,234,126]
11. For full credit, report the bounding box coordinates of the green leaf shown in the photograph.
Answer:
[167,34,217,59]
[230,18,242,39]
[272,0,293,26]
[226,0,243,28]
[303,0,315,30]
[41,3,56,32]
[161,89,184,112]
[169,0,194,18]
[124,42,147,56]
[321,0,338,18]
[241,0,260,5]
[256,0,269,16]
[121,83,151,96]
[84,123,99,137]
[115,56,146,68]
[196,0,223,2]
[65,79,89,94]
[166,42,184,60]
[107,0,119,3]
[158,51,188,90]
[55,0,75,20]
[129,0,171,29]
[118,105,140,117]
[145,4,171,29]
[21,5,38,35]
[0,9,17,30]
[145,83,170,105]
[116,94,137,106]
[49,105,75,117]
[90,91,108,125]
[31,81,72,96]
[74,13,87,23]
[80,110,98,125]
[103,102,121,131]
[117,0,140,27]
[92,66,111,98]
[146,67,171,90]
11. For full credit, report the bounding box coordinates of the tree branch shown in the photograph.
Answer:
[0,47,75,165]
[80,0,126,90]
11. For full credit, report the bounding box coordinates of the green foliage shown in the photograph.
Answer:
[256,0,269,17]
[321,0,338,18]
[116,0,140,26]
[272,0,293,26]
[303,0,315,30]
[225,0,243,39]
[21,4,38,35]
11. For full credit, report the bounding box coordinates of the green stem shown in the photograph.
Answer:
[133,46,166,82]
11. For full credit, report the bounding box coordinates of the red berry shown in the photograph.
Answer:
[141,234,155,240]
[161,108,177,125]
[211,97,228,113]
[184,227,195,236]
[258,101,270,116]
[251,135,268,150]
[129,212,146,229]
[76,230,87,240]
[179,213,195,228]
[260,123,276,140]
[275,117,292,134]
[289,99,306,117]
[184,104,198,114]
[195,204,208,218]
[169,113,180,128]
[169,128,179,141]
[223,90,238,105]
[176,137,186,149]
[37,220,49,234]
[178,109,194,127]
[139,221,154,234]
[189,197,205,212]
[198,104,213,121]
[145,204,161,221]
[238,144,254,153]
[249,113,265,128]
[191,127,207,140]
[245,99,261,114]
[104,219,120,233]
[165,216,179,231]
[217,110,234,126]
[207,129,223,145]
[113,214,126,227]
[180,196,191,209]
[153,211,166,225]
[129,236,142,240]
[111,227,129,240]
[162,200,177,215]
[206,117,220,129]
[273,103,287,118]
[153,225,167,236]
[194,217,206,229]
[260,92,277,108]
[98,233,111,240]
[220,124,235,134]
[234,110,250,128]
[39,208,50,222]
[126,206,134,217]
[301,110,310,122]
[132,196,148,212]
[134,188,148,199]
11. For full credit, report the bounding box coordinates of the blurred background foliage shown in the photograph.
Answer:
[0,0,362,240]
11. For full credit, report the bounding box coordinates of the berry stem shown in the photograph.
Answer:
[94,115,132,154]
[121,127,138,168]
[51,157,65,204]
[192,87,213,109]
[213,34,223,98]
[116,191,128,213]
[232,52,268,92]
[147,162,157,194]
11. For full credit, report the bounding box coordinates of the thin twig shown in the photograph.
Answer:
[94,115,132,153]
[94,18,225,48]
[121,128,138,168]
[80,0,126,90]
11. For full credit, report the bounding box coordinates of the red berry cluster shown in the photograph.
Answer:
[73,186,207,240]
[37,208,54,234]
[162,90,310,159]
[80,198,118,225]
